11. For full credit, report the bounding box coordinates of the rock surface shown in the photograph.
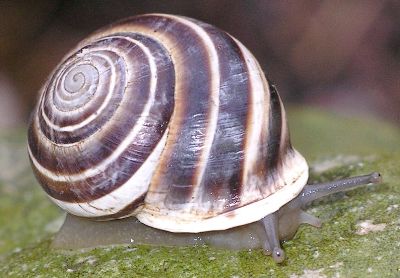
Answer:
[0,107,399,277]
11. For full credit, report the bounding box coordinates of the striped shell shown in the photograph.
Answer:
[28,14,308,233]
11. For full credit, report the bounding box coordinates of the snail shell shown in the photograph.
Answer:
[28,14,308,233]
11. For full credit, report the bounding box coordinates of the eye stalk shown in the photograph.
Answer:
[299,172,382,206]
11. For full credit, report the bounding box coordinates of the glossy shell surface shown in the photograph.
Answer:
[28,14,308,232]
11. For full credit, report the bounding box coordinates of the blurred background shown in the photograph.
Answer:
[0,0,399,128]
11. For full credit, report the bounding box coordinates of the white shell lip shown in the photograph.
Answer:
[137,149,309,233]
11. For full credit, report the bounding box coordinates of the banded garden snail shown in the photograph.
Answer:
[27,14,381,263]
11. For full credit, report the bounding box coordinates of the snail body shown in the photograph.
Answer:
[28,14,381,263]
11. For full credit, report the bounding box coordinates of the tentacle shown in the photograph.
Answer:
[299,211,322,228]
[298,172,381,206]
[261,212,285,263]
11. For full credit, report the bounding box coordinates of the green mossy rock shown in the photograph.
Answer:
[1,107,399,277]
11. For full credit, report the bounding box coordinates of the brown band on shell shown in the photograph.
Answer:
[129,15,218,208]
[265,84,283,174]
[197,28,249,211]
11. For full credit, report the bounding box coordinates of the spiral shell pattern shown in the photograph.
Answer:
[28,14,308,232]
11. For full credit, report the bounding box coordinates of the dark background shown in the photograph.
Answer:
[0,0,399,128]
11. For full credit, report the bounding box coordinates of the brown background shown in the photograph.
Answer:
[0,0,399,128]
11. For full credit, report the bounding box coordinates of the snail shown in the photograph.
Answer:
[27,14,381,263]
